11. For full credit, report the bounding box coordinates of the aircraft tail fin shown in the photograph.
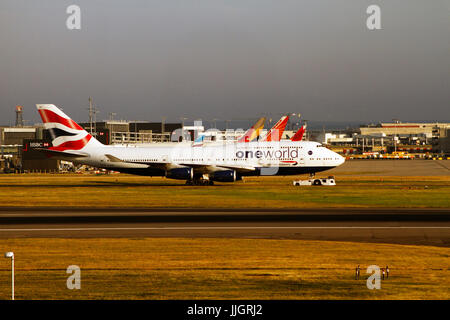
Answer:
[261,115,289,142]
[237,117,266,143]
[291,125,306,141]
[193,135,205,147]
[36,104,103,152]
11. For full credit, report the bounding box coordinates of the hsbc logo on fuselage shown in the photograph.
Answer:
[29,142,49,148]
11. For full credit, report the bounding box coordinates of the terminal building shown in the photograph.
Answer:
[0,106,45,172]
[314,121,450,155]
[78,120,182,144]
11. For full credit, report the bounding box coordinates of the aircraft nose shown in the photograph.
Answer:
[332,151,345,166]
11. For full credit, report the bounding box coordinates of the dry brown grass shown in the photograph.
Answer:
[0,238,448,300]
[0,173,449,208]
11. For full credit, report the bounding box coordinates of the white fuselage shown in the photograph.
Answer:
[77,140,345,178]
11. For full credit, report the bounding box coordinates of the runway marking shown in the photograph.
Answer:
[0,226,449,232]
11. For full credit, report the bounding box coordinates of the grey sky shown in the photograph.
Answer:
[0,0,449,125]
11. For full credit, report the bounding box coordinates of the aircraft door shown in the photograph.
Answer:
[298,157,305,166]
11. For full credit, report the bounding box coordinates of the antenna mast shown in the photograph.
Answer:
[87,97,99,135]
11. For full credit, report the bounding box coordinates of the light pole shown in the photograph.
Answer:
[392,119,399,153]
[161,116,166,134]
[4,252,14,300]
[212,118,218,130]
[108,112,117,121]
[180,117,188,128]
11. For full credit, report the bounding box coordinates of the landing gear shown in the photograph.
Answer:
[185,178,214,186]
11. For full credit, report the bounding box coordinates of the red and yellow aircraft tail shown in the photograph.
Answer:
[237,117,266,143]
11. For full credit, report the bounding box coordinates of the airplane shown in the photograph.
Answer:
[236,117,266,143]
[259,116,289,142]
[36,104,345,185]
[291,125,306,142]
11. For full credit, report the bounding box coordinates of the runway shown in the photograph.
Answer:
[0,208,449,246]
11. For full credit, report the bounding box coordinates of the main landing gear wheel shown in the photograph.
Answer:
[186,179,214,186]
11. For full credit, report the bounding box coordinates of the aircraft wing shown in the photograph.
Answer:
[104,155,256,173]
[105,154,169,169]
[104,154,124,162]
[179,163,256,173]
[36,148,89,158]
[216,165,256,172]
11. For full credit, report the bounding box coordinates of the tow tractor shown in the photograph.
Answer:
[293,175,336,186]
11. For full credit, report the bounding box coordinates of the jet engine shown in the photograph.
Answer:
[210,170,241,182]
[166,168,193,180]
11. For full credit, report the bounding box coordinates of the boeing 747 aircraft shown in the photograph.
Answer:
[36,104,345,185]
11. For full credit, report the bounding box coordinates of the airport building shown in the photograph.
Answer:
[436,128,450,154]
[0,124,45,172]
[78,120,182,144]
[21,139,61,172]
[314,121,450,156]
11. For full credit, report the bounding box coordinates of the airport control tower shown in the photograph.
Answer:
[15,105,24,127]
